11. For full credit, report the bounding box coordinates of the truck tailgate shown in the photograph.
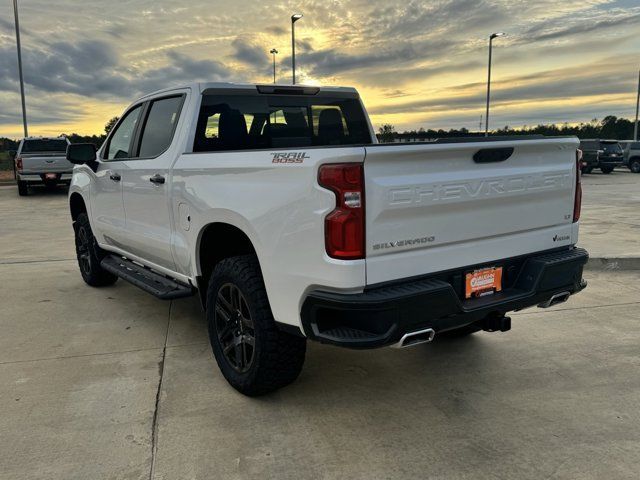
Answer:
[364,138,579,285]
[21,153,73,173]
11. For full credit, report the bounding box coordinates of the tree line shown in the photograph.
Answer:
[1,115,637,151]
[0,116,119,152]
[376,116,638,143]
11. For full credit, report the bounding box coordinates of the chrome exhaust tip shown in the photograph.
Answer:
[391,328,435,348]
[538,291,571,309]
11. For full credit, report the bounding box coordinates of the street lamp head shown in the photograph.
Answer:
[490,32,506,39]
[270,48,278,54]
[291,13,303,23]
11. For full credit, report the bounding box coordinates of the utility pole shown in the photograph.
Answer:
[634,68,639,141]
[291,14,303,84]
[13,0,28,137]
[485,32,505,137]
[270,49,278,83]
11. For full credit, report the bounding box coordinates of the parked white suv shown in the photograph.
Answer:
[67,83,588,395]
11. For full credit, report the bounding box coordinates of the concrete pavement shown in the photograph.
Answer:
[0,175,639,479]
[579,170,640,268]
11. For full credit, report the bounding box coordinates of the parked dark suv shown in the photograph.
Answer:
[578,139,624,174]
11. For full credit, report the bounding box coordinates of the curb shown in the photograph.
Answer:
[586,257,640,271]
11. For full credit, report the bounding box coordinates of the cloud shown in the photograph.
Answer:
[231,38,268,68]
[1,0,639,136]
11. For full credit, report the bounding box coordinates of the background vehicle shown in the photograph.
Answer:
[67,83,587,396]
[621,141,640,173]
[578,139,624,174]
[10,136,73,196]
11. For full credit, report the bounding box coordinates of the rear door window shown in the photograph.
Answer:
[137,96,185,158]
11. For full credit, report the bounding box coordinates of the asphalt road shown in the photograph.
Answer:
[0,172,638,480]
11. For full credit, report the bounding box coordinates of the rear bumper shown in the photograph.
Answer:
[17,173,72,183]
[597,157,623,167]
[300,247,588,349]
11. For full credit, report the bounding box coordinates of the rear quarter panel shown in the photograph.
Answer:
[170,147,367,327]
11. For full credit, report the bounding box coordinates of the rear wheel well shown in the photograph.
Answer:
[69,193,87,222]
[197,223,257,307]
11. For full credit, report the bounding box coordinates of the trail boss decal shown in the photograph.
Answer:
[271,152,310,163]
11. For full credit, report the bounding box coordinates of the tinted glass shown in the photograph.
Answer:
[21,139,67,153]
[579,141,597,150]
[631,142,640,149]
[106,105,142,159]
[193,93,371,152]
[601,142,622,154]
[138,96,184,158]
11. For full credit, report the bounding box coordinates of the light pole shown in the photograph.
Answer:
[485,32,505,137]
[634,68,639,141]
[270,48,278,83]
[291,13,303,84]
[12,0,28,137]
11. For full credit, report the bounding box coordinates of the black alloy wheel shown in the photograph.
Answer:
[215,283,256,373]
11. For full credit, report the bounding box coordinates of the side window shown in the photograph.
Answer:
[106,105,142,160]
[138,96,184,158]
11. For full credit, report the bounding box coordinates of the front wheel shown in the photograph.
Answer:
[600,166,614,174]
[581,166,593,174]
[74,213,118,287]
[206,255,306,396]
[629,159,640,174]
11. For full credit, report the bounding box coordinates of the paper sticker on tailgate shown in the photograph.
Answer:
[465,267,503,299]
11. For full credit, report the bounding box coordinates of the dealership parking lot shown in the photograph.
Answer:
[1,171,639,480]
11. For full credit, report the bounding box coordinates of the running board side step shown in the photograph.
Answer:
[101,255,195,300]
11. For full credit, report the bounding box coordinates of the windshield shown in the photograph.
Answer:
[601,142,622,154]
[193,93,372,152]
[21,139,68,153]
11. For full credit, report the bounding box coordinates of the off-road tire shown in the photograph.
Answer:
[206,254,306,396]
[629,159,640,174]
[74,213,118,287]
[17,180,28,196]
[600,166,614,174]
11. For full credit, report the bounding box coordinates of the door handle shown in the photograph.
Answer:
[109,172,121,182]
[149,174,165,185]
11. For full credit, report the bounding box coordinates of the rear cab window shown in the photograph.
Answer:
[20,139,68,153]
[193,89,371,152]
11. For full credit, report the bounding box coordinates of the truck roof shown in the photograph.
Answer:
[136,82,359,102]
[21,135,67,141]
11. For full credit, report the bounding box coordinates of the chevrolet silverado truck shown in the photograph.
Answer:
[66,83,588,396]
[11,136,73,196]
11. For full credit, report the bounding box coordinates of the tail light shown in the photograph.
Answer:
[15,156,23,172]
[574,149,582,223]
[318,163,365,260]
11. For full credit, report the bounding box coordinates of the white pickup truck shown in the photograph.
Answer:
[11,136,73,196]
[67,83,588,396]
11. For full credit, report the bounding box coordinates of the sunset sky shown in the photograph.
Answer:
[1,0,639,139]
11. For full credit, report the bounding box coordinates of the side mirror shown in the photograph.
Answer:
[7,150,16,159]
[67,143,97,165]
